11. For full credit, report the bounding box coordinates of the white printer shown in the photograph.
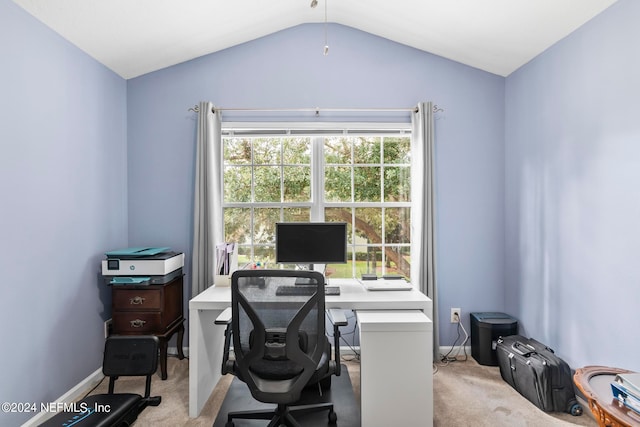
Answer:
[102,247,184,284]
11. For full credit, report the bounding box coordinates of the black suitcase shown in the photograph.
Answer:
[496,335,583,416]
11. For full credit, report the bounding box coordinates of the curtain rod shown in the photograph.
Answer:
[188,105,444,114]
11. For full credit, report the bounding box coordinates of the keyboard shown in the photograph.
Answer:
[276,285,341,296]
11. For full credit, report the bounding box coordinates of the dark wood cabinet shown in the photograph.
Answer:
[111,275,185,379]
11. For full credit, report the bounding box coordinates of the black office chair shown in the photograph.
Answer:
[218,269,346,427]
[40,336,161,427]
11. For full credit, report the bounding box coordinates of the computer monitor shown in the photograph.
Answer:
[275,222,347,268]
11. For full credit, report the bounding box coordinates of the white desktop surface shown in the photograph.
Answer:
[188,278,433,421]
[189,279,431,313]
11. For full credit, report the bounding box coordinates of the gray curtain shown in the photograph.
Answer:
[411,102,440,361]
[191,102,223,297]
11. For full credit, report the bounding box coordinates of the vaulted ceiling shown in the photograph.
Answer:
[13,0,618,79]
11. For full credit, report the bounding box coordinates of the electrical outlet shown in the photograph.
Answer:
[104,318,113,338]
[450,308,461,323]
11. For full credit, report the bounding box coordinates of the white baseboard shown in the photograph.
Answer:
[167,346,190,358]
[338,346,360,358]
[22,368,104,427]
[437,345,472,361]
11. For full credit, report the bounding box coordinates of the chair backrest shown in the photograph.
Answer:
[231,269,327,404]
[102,335,159,397]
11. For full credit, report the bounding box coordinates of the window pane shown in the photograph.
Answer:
[283,138,311,164]
[283,166,311,202]
[236,245,252,267]
[354,245,382,276]
[224,166,251,202]
[224,138,251,165]
[384,166,411,202]
[324,137,351,164]
[254,245,274,266]
[386,246,411,278]
[355,208,382,244]
[253,138,280,165]
[224,207,251,244]
[383,137,411,164]
[254,166,281,202]
[253,208,279,244]
[326,247,353,279]
[283,208,310,222]
[325,207,352,243]
[385,207,411,244]
[325,166,352,202]
[354,166,381,202]
[353,137,381,164]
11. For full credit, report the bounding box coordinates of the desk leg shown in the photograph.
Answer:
[189,307,225,418]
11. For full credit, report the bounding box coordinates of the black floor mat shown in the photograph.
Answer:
[213,365,360,426]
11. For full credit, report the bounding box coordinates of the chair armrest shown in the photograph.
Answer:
[215,307,232,325]
[327,309,348,327]
[215,307,235,375]
[327,309,349,376]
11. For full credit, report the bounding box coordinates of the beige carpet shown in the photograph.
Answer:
[80,355,596,426]
[432,358,597,427]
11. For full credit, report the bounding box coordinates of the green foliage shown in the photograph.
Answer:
[223,135,412,277]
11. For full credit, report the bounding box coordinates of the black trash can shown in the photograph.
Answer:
[470,312,518,366]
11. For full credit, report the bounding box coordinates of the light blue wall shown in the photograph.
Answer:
[126,23,506,347]
[505,0,639,370]
[0,1,128,424]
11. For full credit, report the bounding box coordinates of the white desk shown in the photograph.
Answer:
[188,279,433,424]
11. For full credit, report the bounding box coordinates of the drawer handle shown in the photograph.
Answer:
[130,296,145,305]
[130,319,146,328]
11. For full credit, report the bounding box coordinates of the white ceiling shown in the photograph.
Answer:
[13,0,618,79]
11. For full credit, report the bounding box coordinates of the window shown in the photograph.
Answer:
[222,126,411,279]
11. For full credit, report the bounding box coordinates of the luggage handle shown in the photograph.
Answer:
[530,338,555,353]
[511,340,536,357]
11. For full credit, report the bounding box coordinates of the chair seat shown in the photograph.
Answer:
[246,336,332,382]
[250,359,304,380]
[40,394,142,427]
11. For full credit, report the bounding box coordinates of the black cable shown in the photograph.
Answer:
[81,375,107,399]
[440,319,470,363]
[440,324,463,363]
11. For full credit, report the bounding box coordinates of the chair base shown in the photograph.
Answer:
[226,402,337,427]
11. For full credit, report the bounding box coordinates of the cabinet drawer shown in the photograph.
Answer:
[112,289,162,310]
[112,312,162,333]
